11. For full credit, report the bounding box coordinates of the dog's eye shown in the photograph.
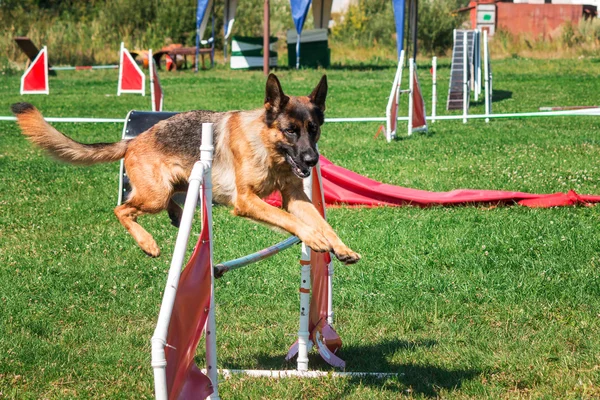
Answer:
[284,128,297,137]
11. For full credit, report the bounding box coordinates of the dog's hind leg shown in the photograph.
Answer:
[115,151,177,257]
[114,198,166,257]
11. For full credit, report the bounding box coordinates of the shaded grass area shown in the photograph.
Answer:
[1,58,600,398]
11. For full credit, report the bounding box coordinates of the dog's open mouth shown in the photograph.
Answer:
[285,153,311,179]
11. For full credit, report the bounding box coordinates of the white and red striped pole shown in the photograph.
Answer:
[297,174,313,372]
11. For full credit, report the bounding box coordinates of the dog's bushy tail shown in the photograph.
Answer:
[11,102,128,165]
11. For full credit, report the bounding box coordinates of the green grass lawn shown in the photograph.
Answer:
[1,57,600,399]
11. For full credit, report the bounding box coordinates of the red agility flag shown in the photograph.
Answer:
[20,46,49,95]
[118,42,145,96]
[411,64,428,133]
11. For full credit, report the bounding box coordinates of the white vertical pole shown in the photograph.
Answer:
[117,42,124,96]
[476,30,482,100]
[463,31,468,124]
[151,125,214,400]
[298,263,311,372]
[297,176,313,372]
[432,56,437,124]
[327,262,334,325]
[484,29,490,123]
[408,58,414,136]
[201,123,220,400]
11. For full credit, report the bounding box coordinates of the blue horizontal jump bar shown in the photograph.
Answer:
[214,236,301,278]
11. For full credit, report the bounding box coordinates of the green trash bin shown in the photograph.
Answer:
[230,36,278,70]
[287,29,330,68]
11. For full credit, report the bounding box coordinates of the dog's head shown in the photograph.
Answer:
[264,73,327,179]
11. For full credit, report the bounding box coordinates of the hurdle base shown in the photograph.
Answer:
[201,369,399,379]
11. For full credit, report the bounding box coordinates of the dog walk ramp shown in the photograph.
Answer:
[447,30,476,111]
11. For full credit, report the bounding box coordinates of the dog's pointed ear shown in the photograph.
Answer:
[309,75,328,112]
[265,74,289,114]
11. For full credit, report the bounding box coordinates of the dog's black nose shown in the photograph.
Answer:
[302,151,319,167]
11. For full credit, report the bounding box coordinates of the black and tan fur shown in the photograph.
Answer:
[11,74,360,264]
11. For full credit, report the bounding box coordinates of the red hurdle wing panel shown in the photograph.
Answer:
[388,87,399,138]
[411,64,428,133]
[164,193,214,400]
[20,46,49,95]
[118,42,145,96]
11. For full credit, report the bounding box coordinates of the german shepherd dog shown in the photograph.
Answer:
[11,74,360,264]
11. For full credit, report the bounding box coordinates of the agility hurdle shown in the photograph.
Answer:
[382,50,428,141]
[146,120,395,399]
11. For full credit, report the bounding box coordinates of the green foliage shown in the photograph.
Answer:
[331,0,396,48]
[416,0,465,54]
[332,0,465,55]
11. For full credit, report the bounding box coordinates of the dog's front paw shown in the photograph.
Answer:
[298,226,330,253]
[140,238,161,258]
[333,246,361,265]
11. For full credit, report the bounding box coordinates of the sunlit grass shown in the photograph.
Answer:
[1,58,600,399]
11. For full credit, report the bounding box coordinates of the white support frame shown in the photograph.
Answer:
[117,42,146,96]
[20,46,49,95]
[297,174,314,371]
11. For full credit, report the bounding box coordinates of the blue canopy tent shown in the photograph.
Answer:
[195,0,215,72]
[393,0,406,58]
[290,0,313,69]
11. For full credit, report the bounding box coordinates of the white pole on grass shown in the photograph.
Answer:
[151,124,214,400]
[297,175,313,372]
[484,29,490,123]
[408,58,414,136]
[432,56,437,124]
[463,31,468,124]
